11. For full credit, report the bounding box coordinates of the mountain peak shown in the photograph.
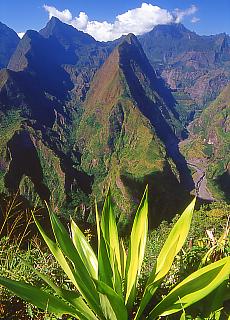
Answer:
[0,21,20,68]
[85,33,153,106]
[116,33,146,61]
[39,17,96,46]
[147,22,196,40]
[40,16,65,34]
[120,33,137,45]
[86,32,177,130]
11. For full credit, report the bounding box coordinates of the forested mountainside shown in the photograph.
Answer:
[139,23,230,123]
[74,33,191,222]
[0,21,19,69]
[0,17,112,209]
[0,19,191,224]
[180,83,230,201]
[0,18,229,225]
[8,17,112,103]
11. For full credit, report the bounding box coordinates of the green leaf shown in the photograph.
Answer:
[120,238,127,279]
[125,186,148,309]
[111,249,123,296]
[135,236,180,319]
[101,189,121,274]
[21,259,97,320]
[33,215,79,288]
[71,218,98,279]
[191,279,229,318]
[100,190,123,295]
[95,279,128,320]
[60,289,98,320]
[0,277,78,318]
[34,212,103,318]
[135,198,196,319]
[156,198,196,275]
[98,224,114,287]
[96,198,114,288]
[180,310,186,320]
[148,256,230,318]
[48,211,103,318]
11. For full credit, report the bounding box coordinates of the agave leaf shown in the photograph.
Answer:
[34,212,103,318]
[191,279,229,318]
[120,238,127,278]
[60,289,98,320]
[96,194,122,295]
[148,256,230,318]
[156,198,196,274]
[48,211,103,317]
[95,198,114,288]
[125,186,148,308]
[21,259,97,320]
[135,236,179,319]
[100,189,121,274]
[111,249,122,296]
[33,215,79,288]
[135,198,196,319]
[180,310,186,320]
[95,279,128,320]
[71,218,98,279]
[0,277,78,318]
[95,200,101,243]
[98,224,114,287]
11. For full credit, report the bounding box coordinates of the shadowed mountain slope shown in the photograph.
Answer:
[0,21,19,69]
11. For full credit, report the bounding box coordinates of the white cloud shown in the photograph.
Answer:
[173,4,198,23]
[17,32,25,39]
[71,12,89,30]
[191,17,200,23]
[43,3,199,41]
[44,4,72,23]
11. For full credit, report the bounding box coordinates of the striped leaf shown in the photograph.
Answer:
[71,218,98,279]
[135,198,196,319]
[125,186,148,309]
[148,256,230,318]
[95,279,128,320]
[49,211,103,317]
[21,259,97,320]
[0,277,78,318]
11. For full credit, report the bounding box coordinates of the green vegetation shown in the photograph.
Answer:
[0,110,23,192]
[0,188,229,319]
[181,83,230,201]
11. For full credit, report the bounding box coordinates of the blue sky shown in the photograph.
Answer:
[0,1,230,40]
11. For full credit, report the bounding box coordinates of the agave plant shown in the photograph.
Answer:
[0,187,229,319]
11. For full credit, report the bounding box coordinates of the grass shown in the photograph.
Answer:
[0,190,229,319]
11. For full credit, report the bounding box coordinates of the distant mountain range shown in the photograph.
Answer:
[139,23,230,123]
[0,18,229,223]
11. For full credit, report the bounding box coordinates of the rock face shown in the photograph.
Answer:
[139,23,230,120]
[0,21,19,69]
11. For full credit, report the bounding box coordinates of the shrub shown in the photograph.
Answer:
[0,187,229,319]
